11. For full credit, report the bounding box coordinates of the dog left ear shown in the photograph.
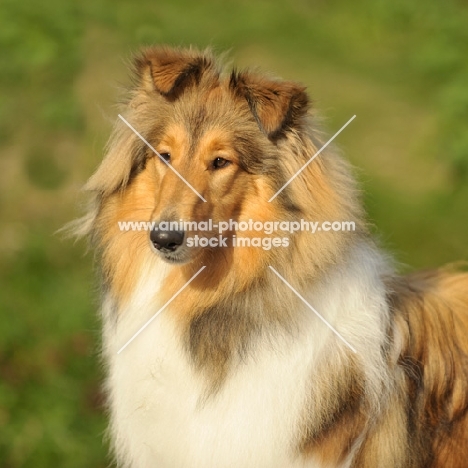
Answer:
[230,71,309,139]
[134,47,215,99]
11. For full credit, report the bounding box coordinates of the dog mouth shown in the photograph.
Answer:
[150,243,193,264]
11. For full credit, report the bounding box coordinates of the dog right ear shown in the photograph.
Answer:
[134,47,215,99]
[229,71,309,140]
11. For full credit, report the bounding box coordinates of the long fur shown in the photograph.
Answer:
[74,46,468,467]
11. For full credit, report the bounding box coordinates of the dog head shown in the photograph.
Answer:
[86,47,314,264]
[81,46,360,300]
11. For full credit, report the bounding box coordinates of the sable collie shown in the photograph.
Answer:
[74,46,468,467]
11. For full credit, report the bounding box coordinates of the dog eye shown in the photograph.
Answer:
[212,157,230,169]
[158,152,171,162]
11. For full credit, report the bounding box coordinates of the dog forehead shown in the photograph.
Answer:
[179,85,241,124]
[168,86,252,148]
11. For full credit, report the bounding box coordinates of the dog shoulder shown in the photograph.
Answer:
[388,269,468,466]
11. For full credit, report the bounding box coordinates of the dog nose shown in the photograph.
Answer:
[150,226,185,252]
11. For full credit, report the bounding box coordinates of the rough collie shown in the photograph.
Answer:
[73,46,468,467]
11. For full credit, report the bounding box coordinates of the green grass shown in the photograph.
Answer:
[1,0,467,466]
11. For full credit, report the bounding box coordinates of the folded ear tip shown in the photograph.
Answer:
[132,46,216,97]
[229,72,310,138]
[292,86,310,111]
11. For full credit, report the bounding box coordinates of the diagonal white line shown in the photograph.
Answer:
[118,114,207,202]
[117,265,206,354]
[268,115,356,202]
[268,266,357,353]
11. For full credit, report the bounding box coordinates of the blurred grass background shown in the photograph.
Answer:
[1,0,467,466]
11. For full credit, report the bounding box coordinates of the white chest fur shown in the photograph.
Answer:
[103,244,391,468]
